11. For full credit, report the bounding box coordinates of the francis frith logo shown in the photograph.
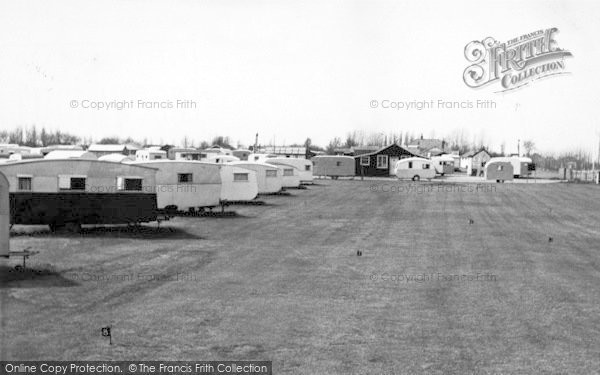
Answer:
[463,28,573,92]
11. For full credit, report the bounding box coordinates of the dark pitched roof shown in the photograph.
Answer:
[354,143,422,158]
[463,148,490,158]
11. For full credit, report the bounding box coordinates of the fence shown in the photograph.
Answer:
[559,168,600,183]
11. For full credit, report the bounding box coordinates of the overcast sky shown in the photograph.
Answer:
[1,0,598,155]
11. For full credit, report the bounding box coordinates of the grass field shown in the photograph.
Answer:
[1,179,599,374]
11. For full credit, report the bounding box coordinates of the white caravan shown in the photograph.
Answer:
[133,160,221,210]
[230,162,283,194]
[265,158,313,184]
[394,157,436,181]
[219,164,258,202]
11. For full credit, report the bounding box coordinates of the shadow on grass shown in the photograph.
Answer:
[198,212,254,219]
[10,225,202,239]
[286,185,308,190]
[224,200,266,206]
[0,265,79,288]
[259,191,293,196]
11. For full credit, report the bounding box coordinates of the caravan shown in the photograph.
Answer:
[312,156,355,179]
[219,164,258,202]
[394,157,435,181]
[136,148,167,161]
[133,160,221,211]
[272,164,301,188]
[431,154,455,176]
[0,159,158,231]
[485,158,514,182]
[230,162,283,194]
[265,158,313,184]
[44,150,97,160]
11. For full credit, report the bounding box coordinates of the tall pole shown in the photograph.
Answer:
[254,133,258,152]
[517,139,520,157]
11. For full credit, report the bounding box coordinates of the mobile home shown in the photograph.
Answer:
[133,160,221,211]
[431,154,455,175]
[485,158,514,182]
[0,159,158,231]
[230,162,283,194]
[265,158,313,184]
[394,157,436,181]
[219,164,258,202]
[312,155,355,179]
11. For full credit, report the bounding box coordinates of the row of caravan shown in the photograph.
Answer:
[391,156,533,181]
[0,158,309,230]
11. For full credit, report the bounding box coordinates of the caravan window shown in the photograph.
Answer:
[360,156,370,166]
[336,161,342,167]
[178,173,193,183]
[59,175,86,190]
[18,176,32,191]
[408,161,413,169]
[305,165,311,171]
[117,177,143,191]
[233,173,249,181]
[497,165,504,171]
[423,163,430,169]
[376,155,388,169]
[283,168,294,176]
[266,170,277,178]
[70,178,86,190]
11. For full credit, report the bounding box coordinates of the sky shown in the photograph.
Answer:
[0,0,599,156]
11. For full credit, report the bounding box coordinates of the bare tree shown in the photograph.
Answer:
[325,137,342,155]
[344,132,358,148]
[24,126,38,147]
[523,140,535,156]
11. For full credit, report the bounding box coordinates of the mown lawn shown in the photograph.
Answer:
[2,180,599,374]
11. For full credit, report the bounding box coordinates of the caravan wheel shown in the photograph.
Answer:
[412,175,420,182]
